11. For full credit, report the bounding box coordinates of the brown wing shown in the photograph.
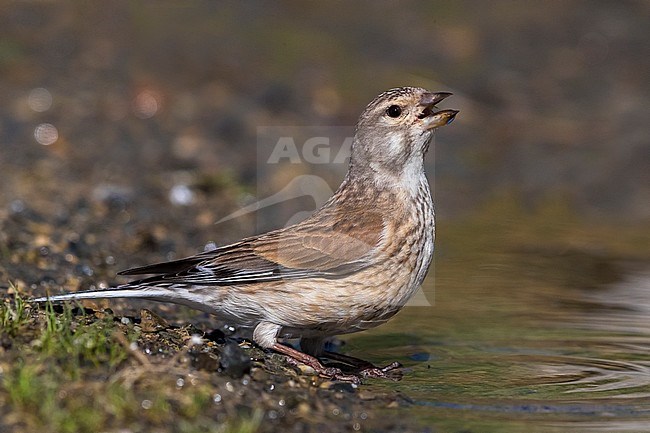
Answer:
[118,202,384,286]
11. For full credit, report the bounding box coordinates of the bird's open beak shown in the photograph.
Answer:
[418,92,459,130]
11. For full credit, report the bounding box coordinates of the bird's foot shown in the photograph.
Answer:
[359,361,403,381]
[284,356,361,384]
[272,343,361,384]
[323,350,404,381]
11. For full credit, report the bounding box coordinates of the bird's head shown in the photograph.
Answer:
[351,87,458,180]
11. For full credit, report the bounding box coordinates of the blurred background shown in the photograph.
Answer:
[2,0,649,335]
[2,1,648,227]
[2,2,650,430]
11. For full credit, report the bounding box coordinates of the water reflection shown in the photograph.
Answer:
[536,356,650,395]
[505,347,650,395]
[533,268,650,397]
[566,269,650,335]
[346,220,650,430]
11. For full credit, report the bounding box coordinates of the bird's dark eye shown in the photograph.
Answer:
[386,105,402,118]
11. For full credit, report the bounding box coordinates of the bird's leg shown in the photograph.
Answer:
[323,351,403,380]
[271,343,361,384]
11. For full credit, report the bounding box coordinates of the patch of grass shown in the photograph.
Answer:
[0,284,30,336]
[3,361,110,433]
[1,298,136,432]
[34,301,130,375]
[0,299,266,433]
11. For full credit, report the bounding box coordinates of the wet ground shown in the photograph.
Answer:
[2,2,650,432]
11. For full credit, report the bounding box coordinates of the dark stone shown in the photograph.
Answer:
[204,328,226,344]
[0,332,12,350]
[329,382,356,393]
[219,340,251,378]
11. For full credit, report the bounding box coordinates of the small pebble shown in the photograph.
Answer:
[330,382,356,393]
[297,364,316,375]
[219,341,251,378]
[204,329,226,344]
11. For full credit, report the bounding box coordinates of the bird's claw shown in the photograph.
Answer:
[284,356,361,384]
[359,361,403,380]
[326,368,362,384]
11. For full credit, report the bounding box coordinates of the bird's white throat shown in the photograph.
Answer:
[369,155,429,199]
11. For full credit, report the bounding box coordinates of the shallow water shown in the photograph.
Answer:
[345,209,650,432]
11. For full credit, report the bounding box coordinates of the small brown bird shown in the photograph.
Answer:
[36,87,457,382]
